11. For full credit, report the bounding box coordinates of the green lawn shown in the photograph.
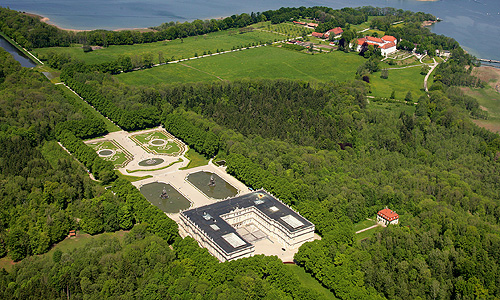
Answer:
[180,149,209,170]
[116,46,365,85]
[130,130,184,155]
[350,16,381,32]
[115,171,153,182]
[116,45,426,100]
[56,84,121,133]
[370,66,427,99]
[87,140,133,168]
[353,218,377,232]
[285,264,338,299]
[368,100,416,115]
[33,29,284,65]
[462,86,500,133]
[356,226,383,241]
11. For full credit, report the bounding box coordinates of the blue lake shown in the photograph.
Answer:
[1,0,499,60]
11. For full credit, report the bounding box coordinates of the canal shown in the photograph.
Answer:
[0,35,37,68]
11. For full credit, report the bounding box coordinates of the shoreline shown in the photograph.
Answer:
[22,12,154,32]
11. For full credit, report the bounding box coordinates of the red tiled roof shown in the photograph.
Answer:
[381,42,396,49]
[382,35,396,42]
[293,21,306,25]
[307,23,319,27]
[329,27,343,35]
[312,32,324,38]
[366,36,384,43]
[357,37,367,45]
[378,208,399,221]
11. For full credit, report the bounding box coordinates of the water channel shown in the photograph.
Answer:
[0,35,37,68]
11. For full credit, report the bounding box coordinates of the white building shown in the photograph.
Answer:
[357,35,398,57]
[179,190,315,262]
[377,207,399,225]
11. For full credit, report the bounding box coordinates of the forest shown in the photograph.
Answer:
[1,5,500,300]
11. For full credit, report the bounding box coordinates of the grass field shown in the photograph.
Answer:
[463,86,500,133]
[87,139,133,168]
[370,66,427,99]
[56,84,122,133]
[180,149,209,170]
[117,46,365,85]
[353,218,377,232]
[130,130,184,155]
[285,264,338,299]
[116,45,426,99]
[33,29,284,65]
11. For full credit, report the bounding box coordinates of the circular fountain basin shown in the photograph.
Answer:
[138,158,164,167]
[98,149,115,157]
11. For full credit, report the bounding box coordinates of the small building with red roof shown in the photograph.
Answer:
[312,32,324,38]
[324,27,343,38]
[307,23,319,28]
[377,208,399,225]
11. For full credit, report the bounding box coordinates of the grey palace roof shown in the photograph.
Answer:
[181,190,313,255]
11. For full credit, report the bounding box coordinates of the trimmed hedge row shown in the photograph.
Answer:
[57,130,116,183]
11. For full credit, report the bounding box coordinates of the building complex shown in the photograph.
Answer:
[179,190,315,262]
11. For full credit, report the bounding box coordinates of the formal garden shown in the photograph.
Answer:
[130,129,185,156]
[86,139,133,168]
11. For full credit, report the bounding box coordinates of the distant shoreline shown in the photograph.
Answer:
[22,12,155,32]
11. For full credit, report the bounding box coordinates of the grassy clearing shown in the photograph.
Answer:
[117,46,426,100]
[33,29,284,65]
[56,84,121,133]
[353,218,377,232]
[351,16,381,32]
[117,46,365,85]
[370,66,426,99]
[285,264,338,299]
[356,226,383,241]
[368,100,416,115]
[180,149,209,170]
[463,86,500,133]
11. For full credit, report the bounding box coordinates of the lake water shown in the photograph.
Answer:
[1,0,499,60]
[0,35,37,67]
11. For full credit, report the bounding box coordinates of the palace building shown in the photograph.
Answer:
[179,190,315,262]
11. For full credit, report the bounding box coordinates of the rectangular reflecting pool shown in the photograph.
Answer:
[140,182,191,213]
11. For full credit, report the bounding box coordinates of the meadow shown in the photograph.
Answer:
[33,29,284,65]
[116,45,427,99]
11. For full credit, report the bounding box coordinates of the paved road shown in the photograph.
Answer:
[424,57,438,92]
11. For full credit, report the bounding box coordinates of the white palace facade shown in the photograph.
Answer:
[179,190,315,262]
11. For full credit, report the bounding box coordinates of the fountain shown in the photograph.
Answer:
[138,157,164,167]
[160,187,169,199]
[208,174,216,187]
[140,182,190,213]
[185,171,238,199]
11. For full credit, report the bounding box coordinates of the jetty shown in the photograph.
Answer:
[478,58,500,64]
